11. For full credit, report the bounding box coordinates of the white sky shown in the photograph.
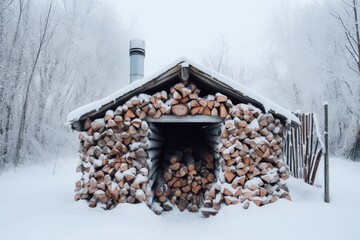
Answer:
[115,0,310,75]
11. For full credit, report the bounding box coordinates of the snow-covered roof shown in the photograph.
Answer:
[67,57,300,130]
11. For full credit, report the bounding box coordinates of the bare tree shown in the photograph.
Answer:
[330,0,360,160]
[331,0,360,75]
[202,36,246,83]
[0,0,132,170]
[0,0,26,168]
[14,0,57,165]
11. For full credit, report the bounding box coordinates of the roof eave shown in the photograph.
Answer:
[70,63,183,131]
[68,57,300,130]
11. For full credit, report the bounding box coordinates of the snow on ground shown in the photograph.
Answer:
[0,157,359,240]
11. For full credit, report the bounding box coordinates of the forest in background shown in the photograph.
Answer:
[202,0,360,161]
[0,0,359,171]
[0,0,132,170]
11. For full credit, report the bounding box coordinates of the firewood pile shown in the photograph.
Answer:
[152,144,216,214]
[74,80,291,216]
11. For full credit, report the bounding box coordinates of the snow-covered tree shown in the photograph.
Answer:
[260,0,360,160]
[330,0,360,159]
[0,0,132,169]
[201,36,247,84]
[200,0,360,161]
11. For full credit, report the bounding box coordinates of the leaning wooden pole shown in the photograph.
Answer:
[324,102,329,203]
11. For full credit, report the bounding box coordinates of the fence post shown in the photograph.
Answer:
[324,102,329,203]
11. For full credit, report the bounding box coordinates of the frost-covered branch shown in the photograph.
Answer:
[0,0,132,169]
[332,0,360,75]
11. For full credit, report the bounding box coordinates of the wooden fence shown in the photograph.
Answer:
[284,113,325,185]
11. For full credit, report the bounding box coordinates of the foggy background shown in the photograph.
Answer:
[0,0,359,171]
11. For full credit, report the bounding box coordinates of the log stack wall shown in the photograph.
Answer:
[74,80,291,216]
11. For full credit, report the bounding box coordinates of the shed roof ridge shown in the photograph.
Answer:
[66,57,300,127]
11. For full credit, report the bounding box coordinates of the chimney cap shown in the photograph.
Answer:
[130,39,145,55]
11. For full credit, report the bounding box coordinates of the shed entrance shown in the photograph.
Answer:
[146,116,222,212]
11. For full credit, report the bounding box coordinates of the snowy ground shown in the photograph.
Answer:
[0,157,359,240]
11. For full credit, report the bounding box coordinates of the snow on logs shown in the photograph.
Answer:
[153,145,216,214]
[74,80,291,216]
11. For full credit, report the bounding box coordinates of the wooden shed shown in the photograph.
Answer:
[67,56,300,216]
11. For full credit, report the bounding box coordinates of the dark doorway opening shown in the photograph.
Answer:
[146,116,222,213]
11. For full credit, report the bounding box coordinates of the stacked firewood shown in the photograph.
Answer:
[152,145,216,214]
[201,105,291,216]
[169,83,231,118]
[74,79,291,215]
[74,113,152,209]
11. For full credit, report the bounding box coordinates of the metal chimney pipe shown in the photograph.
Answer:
[129,39,145,83]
